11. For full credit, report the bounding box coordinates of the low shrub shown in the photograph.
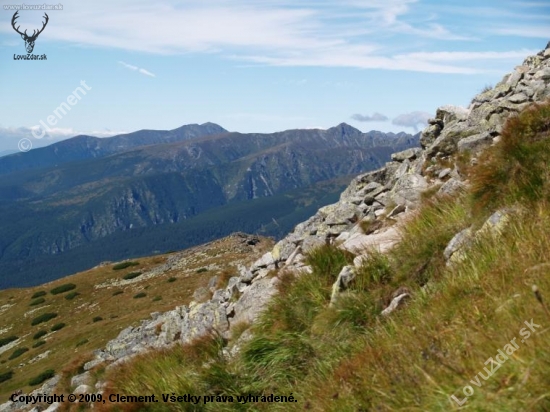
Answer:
[152,296,162,302]
[196,267,208,273]
[0,335,18,347]
[29,297,46,306]
[167,277,177,283]
[123,271,142,280]
[32,340,46,348]
[31,312,58,326]
[31,291,46,299]
[112,290,123,296]
[133,292,147,299]
[50,322,66,332]
[8,347,29,360]
[0,370,14,383]
[65,291,80,300]
[112,261,139,271]
[33,330,47,340]
[76,339,88,347]
[92,316,103,323]
[29,369,55,386]
[50,283,76,295]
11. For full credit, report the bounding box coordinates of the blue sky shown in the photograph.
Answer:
[0,0,549,152]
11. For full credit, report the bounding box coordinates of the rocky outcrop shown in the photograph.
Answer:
[66,42,550,401]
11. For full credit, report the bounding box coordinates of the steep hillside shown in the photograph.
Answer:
[27,43,548,411]
[0,233,273,405]
[0,125,418,289]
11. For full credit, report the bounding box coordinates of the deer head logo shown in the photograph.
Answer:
[11,11,49,54]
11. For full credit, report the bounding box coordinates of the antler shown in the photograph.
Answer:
[29,13,49,39]
[11,11,25,36]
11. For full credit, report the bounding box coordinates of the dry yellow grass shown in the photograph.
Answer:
[0,233,273,400]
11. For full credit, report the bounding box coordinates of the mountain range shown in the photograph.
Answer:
[0,123,418,289]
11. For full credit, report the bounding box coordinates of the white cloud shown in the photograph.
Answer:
[118,61,156,77]
[351,112,389,122]
[0,126,123,151]
[392,111,431,132]
[395,49,539,62]
[492,27,550,39]
[0,0,506,74]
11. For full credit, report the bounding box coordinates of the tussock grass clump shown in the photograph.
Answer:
[99,102,550,411]
[123,271,142,280]
[50,283,76,295]
[92,316,103,323]
[50,322,66,332]
[65,291,80,300]
[31,312,58,326]
[112,261,139,271]
[32,340,46,348]
[31,291,46,299]
[0,371,14,383]
[8,347,29,360]
[29,297,46,306]
[112,290,123,296]
[133,292,146,299]
[472,101,550,212]
[33,330,47,340]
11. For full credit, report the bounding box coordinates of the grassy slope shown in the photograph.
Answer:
[0,234,273,401]
[97,103,550,411]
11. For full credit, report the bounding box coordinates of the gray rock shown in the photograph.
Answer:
[508,92,529,103]
[444,228,474,261]
[70,371,91,388]
[457,132,493,153]
[437,178,466,197]
[330,266,355,306]
[324,203,358,225]
[391,147,422,162]
[438,168,452,179]
[73,384,93,395]
[252,252,275,269]
[390,173,428,206]
[301,235,326,254]
[180,300,229,343]
[230,277,279,326]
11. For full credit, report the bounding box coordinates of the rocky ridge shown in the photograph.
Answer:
[3,42,549,411]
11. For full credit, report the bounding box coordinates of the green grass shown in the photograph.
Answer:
[50,283,76,295]
[112,261,139,271]
[31,312,58,326]
[100,102,550,411]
